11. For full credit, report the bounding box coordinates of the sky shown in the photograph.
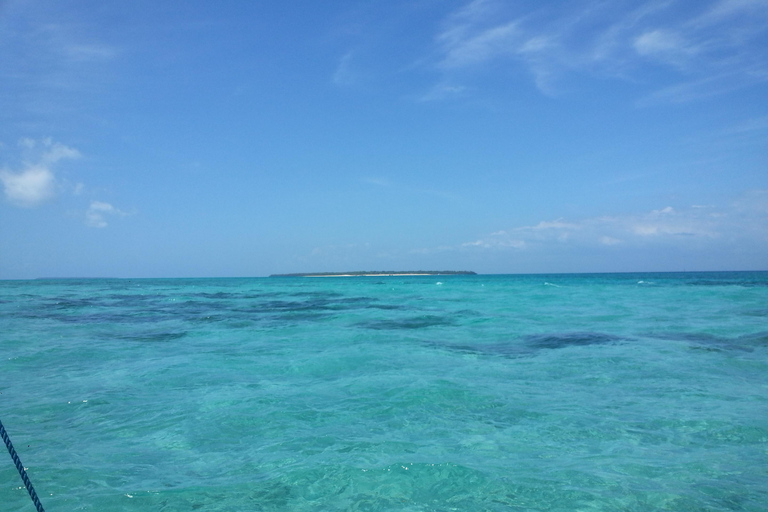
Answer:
[1,0,767,278]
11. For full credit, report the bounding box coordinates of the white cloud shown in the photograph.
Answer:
[18,138,82,164]
[85,201,126,228]
[41,141,81,164]
[0,166,56,207]
[0,138,80,207]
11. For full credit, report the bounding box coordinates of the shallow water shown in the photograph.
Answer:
[1,272,767,511]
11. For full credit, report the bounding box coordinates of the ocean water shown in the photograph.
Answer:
[1,272,767,512]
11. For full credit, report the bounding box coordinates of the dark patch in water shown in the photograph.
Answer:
[454,309,483,318]
[117,331,188,343]
[426,332,627,358]
[429,341,529,358]
[689,346,724,353]
[366,304,402,311]
[480,342,531,357]
[737,331,768,347]
[86,313,169,325]
[194,292,239,299]
[333,296,381,308]
[243,295,385,314]
[289,291,343,298]
[359,315,454,330]
[107,293,166,301]
[265,311,332,325]
[523,332,624,349]
[655,332,723,344]
[256,299,338,312]
[646,331,768,352]
[240,292,284,299]
[741,308,768,317]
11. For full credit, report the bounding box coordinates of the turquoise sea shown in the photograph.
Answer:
[1,272,767,511]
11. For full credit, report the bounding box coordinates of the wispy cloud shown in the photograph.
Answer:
[0,3,118,123]
[418,82,468,101]
[633,29,696,65]
[333,51,359,87]
[459,195,767,253]
[437,20,521,70]
[85,201,126,228]
[725,114,768,134]
[426,0,768,101]
[692,0,768,27]
[0,138,80,207]
[361,176,391,187]
[62,43,117,63]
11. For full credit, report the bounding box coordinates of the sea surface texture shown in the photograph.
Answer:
[1,272,767,511]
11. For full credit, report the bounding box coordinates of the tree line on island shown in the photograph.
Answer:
[269,270,477,277]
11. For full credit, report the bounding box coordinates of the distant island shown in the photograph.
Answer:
[270,270,477,277]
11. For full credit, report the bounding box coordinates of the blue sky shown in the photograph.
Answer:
[1,0,766,278]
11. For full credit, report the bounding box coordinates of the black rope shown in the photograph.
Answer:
[0,419,46,512]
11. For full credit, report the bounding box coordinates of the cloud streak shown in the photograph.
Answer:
[0,2,118,129]
[460,194,767,254]
[427,0,768,101]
